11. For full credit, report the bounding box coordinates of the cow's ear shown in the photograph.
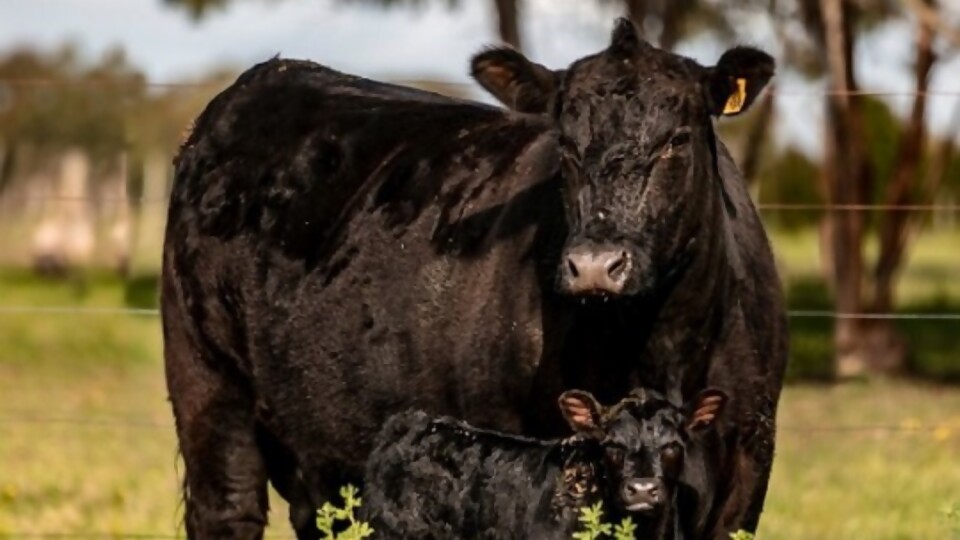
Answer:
[685,388,728,432]
[706,46,774,117]
[558,390,604,434]
[471,47,559,114]
[608,17,645,59]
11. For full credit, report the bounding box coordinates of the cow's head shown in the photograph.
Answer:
[472,18,773,297]
[558,388,728,515]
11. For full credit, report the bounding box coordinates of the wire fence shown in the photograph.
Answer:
[0,305,959,319]
[0,533,295,539]
[0,534,192,539]
[6,76,960,97]
[1,77,959,540]
[5,194,960,213]
[1,413,956,435]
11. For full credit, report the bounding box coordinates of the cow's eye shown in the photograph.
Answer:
[660,130,691,160]
[668,131,691,148]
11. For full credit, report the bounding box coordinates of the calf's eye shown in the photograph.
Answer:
[660,444,684,477]
[661,445,679,461]
[606,447,625,467]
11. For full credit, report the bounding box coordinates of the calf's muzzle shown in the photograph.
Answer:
[621,477,664,513]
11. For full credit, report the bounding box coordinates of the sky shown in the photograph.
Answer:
[1,0,959,157]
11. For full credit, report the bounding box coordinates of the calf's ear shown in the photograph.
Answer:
[685,388,729,432]
[471,47,559,114]
[706,46,774,117]
[558,390,604,434]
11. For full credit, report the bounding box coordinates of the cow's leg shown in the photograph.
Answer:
[164,310,268,539]
[289,497,321,540]
[709,424,777,538]
[742,436,776,532]
[256,424,321,540]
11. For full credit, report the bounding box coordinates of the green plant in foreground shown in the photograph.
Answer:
[612,516,637,540]
[573,502,637,540]
[729,530,756,540]
[573,502,611,540]
[316,485,374,540]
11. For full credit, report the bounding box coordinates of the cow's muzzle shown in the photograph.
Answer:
[559,243,631,296]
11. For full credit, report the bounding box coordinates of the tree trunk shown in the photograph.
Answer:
[493,0,521,50]
[659,0,684,51]
[873,0,937,313]
[820,0,871,378]
[624,0,648,29]
[0,140,16,195]
[864,2,938,375]
[925,98,960,200]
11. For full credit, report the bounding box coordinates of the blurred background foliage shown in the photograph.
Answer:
[3,0,959,380]
[1,2,960,539]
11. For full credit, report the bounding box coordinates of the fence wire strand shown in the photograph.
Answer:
[3,60,960,540]
[7,194,960,212]
[1,306,958,320]
[7,76,960,97]
[0,412,955,435]
[0,533,294,539]
[0,306,160,316]
[0,534,185,539]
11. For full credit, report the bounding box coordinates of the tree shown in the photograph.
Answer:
[0,45,146,172]
[163,0,523,49]
[163,0,231,19]
[775,0,955,376]
[605,0,736,51]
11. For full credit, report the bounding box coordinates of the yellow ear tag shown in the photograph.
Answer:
[722,78,747,115]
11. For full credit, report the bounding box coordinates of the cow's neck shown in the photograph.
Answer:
[554,183,739,405]
[646,187,738,400]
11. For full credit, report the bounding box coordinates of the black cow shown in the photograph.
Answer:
[162,18,787,540]
[362,388,728,540]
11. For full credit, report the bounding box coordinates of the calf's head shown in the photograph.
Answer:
[558,388,727,515]
[472,19,773,297]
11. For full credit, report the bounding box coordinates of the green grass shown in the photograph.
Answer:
[0,274,292,537]
[763,381,960,539]
[0,269,159,377]
[2,336,958,538]
[0,225,958,538]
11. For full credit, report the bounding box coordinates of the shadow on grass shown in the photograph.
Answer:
[0,268,162,372]
[0,267,159,309]
[123,275,160,309]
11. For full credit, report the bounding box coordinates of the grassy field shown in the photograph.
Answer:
[0,226,959,538]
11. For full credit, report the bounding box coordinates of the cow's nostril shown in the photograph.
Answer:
[606,252,628,278]
[566,258,580,278]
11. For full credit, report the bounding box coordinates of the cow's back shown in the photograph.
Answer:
[162,58,567,498]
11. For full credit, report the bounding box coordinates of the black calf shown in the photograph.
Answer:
[362,389,727,539]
